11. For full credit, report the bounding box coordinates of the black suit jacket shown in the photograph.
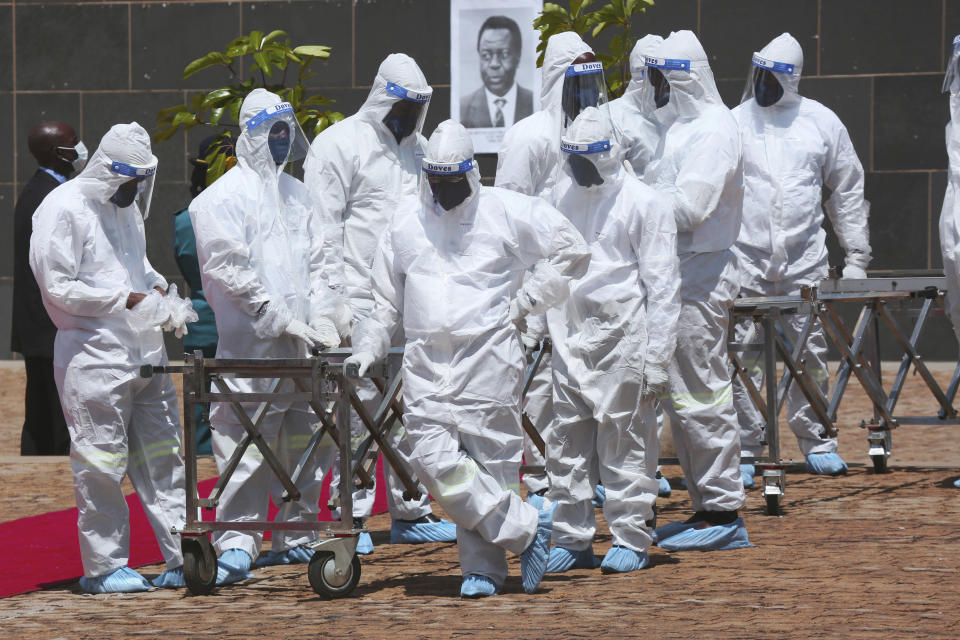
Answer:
[11,170,60,358]
[460,84,535,128]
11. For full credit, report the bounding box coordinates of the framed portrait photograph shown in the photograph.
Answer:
[450,0,543,154]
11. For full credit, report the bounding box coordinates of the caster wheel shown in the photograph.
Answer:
[308,551,361,599]
[765,493,781,516]
[871,454,888,473]
[182,536,217,595]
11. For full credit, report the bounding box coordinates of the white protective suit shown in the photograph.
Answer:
[351,120,590,587]
[942,36,960,345]
[29,122,186,579]
[731,33,872,457]
[643,30,746,513]
[304,54,435,522]
[190,89,340,560]
[496,32,594,495]
[608,34,665,175]
[547,107,680,553]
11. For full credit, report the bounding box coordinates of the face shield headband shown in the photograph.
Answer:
[108,160,157,219]
[422,157,474,212]
[561,62,609,130]
[944,35,960,94]
[245,102,310,165]
[741,53,795,106]
[383,82,432,144]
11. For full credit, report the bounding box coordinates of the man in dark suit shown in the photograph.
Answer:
[11,121,86,455]
[460,15,534,128]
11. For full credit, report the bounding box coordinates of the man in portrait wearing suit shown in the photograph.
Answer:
[461,15,534,129]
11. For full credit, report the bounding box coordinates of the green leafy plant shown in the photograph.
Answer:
[533,0,655,99]
[154,29,343,184]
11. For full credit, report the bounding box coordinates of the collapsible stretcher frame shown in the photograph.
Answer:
[729,275,960,514]
[141,347,420,598]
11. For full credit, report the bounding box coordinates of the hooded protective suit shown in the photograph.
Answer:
[942,36,960,347]
[731,33,871,460]
[29,122,186,583]
[190,89,341,562]
[304,54,439,527]
[642,31,747,517]
[546,107,680,562]
[350,120,590,588]
[495,32,594,497]
[608,34,664,174]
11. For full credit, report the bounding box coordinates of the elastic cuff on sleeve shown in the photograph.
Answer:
[252,301,293,339]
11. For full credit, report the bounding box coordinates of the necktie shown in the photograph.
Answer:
[493,98,506,127]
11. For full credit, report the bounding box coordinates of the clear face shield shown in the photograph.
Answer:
[640,56,691,113]
[741,53,794,107]
[561,60,609,133]
[944,35,960,94]
[243,102,311,167]
[420,157,477,213]
[108,160,157,219]
[383,82,432,144]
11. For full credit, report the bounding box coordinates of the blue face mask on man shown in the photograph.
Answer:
[268,121,291,165]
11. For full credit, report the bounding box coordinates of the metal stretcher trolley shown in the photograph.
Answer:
[141,347,419,598]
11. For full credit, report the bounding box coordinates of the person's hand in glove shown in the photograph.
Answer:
[520,332,540,359]
[129,289,172,329]
[311,316,342,351]
[641,361,670,400]
[510,297,529,334]
[160,284,199,338]
[842,264,867,280]
[344,351,377,377]
[284,318,327,349]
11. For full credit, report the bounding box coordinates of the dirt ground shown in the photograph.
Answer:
[1,361,959,639]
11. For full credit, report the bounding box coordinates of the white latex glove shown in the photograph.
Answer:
[311,316,342,350]
[161,284,199,338]
[344,351,377,377]
[130,289,172,329]
[641,361,670,400]
[520,332,540,359]
[509,298,528,334]
[333,300,354,338]
[842,264,868,280]
[285,318,326,349]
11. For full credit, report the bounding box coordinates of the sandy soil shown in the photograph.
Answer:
[1,362,959,639]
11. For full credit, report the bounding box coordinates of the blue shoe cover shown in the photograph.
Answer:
[460,574,499,598]
[526,491,545,511]
[805,452,848,475]
[390,519,457,544]
[657,517,752,551]
[355,531,374,555]
[652,518,699,544]
[679,476,687,489]
[591,485,605,508]
[151,566,185,588]
[600,546,650,574]
[215,548,253,585]
[79,566,151,594]
[520,499,557,593]
[740,464,756,489]
[546,546,600,573]
[255,545,315,567]
[658,475,672,497]
[954,477,960,488]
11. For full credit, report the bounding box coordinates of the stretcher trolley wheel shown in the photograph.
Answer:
[870,453,888,473]
[182,536,218,595]
[308,551,361,598]
[765,493,781,516]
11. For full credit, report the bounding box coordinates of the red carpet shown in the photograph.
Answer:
[0,460,387,598]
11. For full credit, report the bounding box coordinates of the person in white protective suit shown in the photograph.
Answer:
[190,89,344,583]
[495,31,597,505]
[731,33,872,482]
[543,106,681,574]
[940,35,960,489]
[641,31,752,552]
[608,34,664,175]
[304,53,456,554]
[346,120,591,597]
[30,122,197,593]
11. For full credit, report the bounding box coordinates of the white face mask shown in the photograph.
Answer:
[58,141,88,173]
